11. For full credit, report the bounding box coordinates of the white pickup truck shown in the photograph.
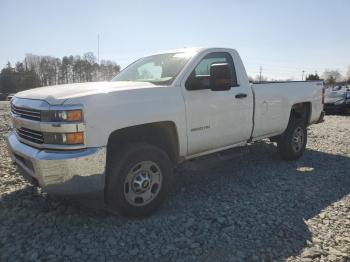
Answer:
[7,48,325,216]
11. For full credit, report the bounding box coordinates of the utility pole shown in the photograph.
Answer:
[301,70,305,81]
[97,34,100,64]
[259,66,262,83]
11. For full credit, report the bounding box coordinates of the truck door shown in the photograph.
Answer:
[182,51,253,155]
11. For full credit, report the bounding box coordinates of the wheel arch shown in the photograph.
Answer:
[106,121,180,172]
[270,102,311,142]
[290,102,311,125]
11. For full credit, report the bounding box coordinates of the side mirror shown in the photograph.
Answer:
[185,73,210,90]
[210,63,232,91]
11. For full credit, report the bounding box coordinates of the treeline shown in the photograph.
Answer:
[0,52,120,94]
[249,70,350,86]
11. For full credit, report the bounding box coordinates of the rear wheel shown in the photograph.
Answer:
[277,116,307,160]
[106,143,173,217]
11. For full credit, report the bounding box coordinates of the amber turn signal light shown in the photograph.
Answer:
[65,132,84,144]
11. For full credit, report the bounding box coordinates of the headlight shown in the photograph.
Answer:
[44,132,84,145]
[50,109,83,122]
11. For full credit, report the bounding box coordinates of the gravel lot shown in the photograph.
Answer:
[1,101,350,262]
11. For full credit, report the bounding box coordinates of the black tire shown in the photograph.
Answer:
[106,143,173,217]
[277,116,307,161]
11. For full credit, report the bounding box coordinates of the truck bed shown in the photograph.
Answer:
[251,80,324,139]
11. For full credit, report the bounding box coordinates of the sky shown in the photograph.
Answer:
[0,0,349,80]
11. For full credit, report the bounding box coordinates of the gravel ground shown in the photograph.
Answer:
[0,101,350,262]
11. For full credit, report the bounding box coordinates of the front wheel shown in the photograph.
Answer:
[277,118,307,161]
[106,144,173,217]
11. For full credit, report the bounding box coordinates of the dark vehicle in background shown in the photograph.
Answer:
[6,93,16,101]
[324,87,350,114]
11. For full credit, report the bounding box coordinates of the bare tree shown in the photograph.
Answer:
[0,52,120,93]
[323,69,342,87]
[346,66,350,83]
[99,60,120,81]
[252,74,268,83]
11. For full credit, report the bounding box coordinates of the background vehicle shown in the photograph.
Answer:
[7,48,325,216]
[6,93,15,101]
[324,88,350,114]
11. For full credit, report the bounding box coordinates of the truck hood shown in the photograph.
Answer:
[15,81,159,105]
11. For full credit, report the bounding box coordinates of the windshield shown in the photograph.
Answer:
[111,52,194,85]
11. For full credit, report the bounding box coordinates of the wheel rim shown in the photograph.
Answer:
[123,161,162,207]
[292,126,304,153]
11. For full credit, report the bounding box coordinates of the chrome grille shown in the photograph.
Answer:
[16,127,44,144]
[11,104,41,121]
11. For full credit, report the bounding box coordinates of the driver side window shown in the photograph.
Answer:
[195,57,226,76]
[186,52,238,90]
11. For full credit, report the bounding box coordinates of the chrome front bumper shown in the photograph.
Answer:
[6,131,106,195]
